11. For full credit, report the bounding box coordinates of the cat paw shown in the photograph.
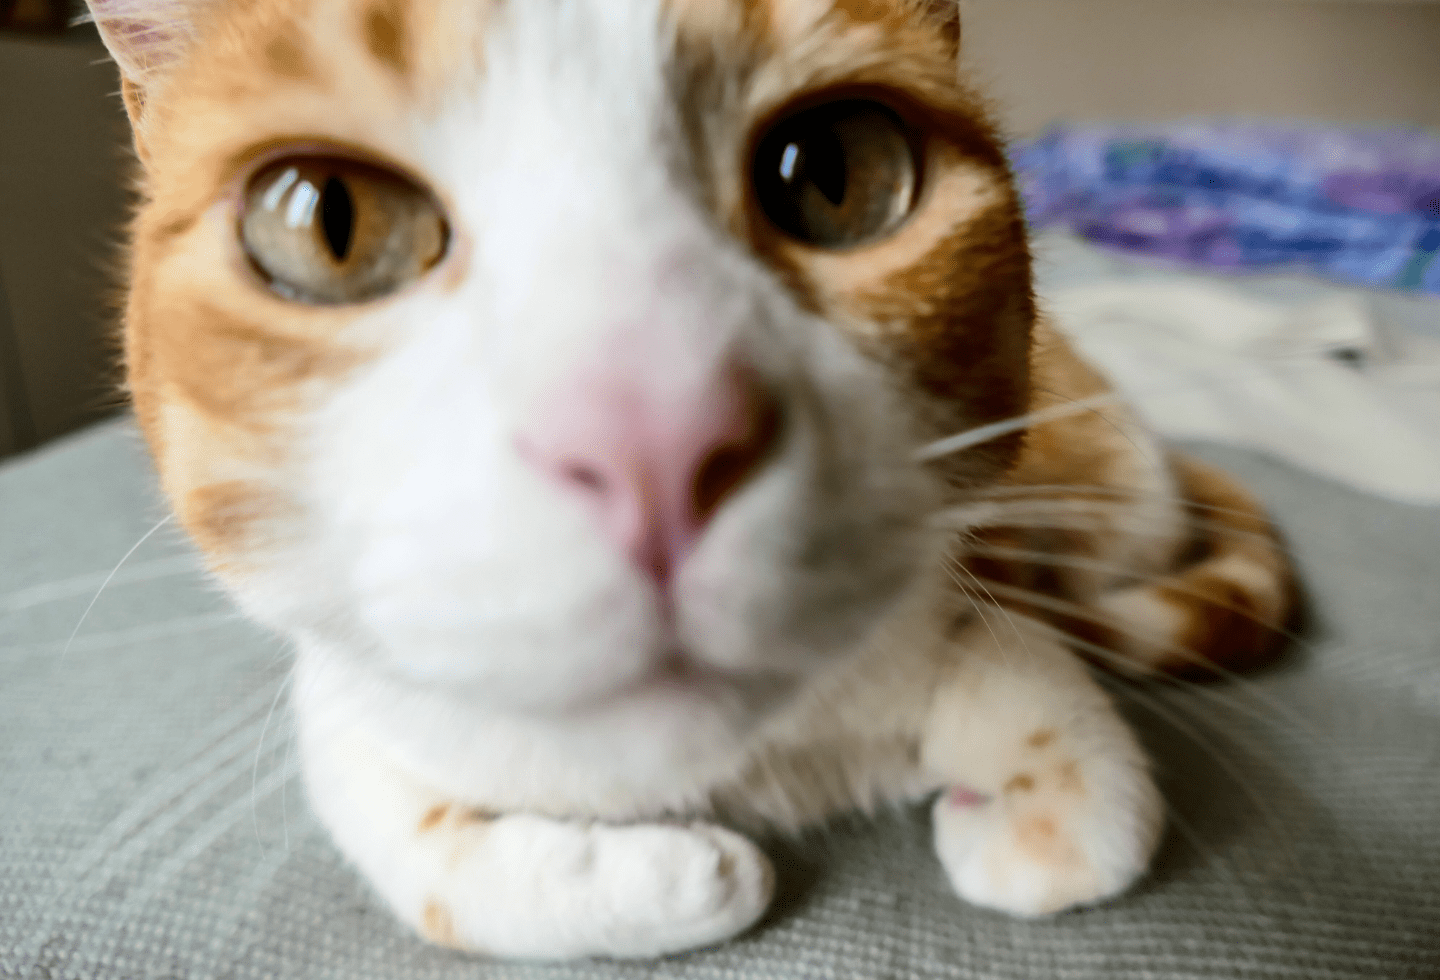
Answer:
[591,822,775,957]
[931,758,1162,917]
[436,816,774,959]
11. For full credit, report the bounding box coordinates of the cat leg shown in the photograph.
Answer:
[922,607,1163,917]
[298,720,774,960]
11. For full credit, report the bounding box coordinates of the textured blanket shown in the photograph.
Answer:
[1014,121,1440,295]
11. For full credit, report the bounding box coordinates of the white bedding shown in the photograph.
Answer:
[1034,232,1440,506]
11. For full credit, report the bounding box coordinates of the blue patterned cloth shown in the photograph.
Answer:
[1011,122,1440,295]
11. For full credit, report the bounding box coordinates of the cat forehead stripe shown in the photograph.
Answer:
[362,0,409,75]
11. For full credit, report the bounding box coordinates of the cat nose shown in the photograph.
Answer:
[518,359,779,589]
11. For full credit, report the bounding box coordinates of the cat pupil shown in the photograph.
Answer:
[321,176,354,262]
[779,133,847,207]
[803,131,847,207]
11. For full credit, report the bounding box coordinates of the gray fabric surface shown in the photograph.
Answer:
[2,417,1438,979]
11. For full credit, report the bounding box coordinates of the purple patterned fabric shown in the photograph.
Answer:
[1011,122,1440,295]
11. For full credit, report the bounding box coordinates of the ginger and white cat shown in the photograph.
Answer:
[86,0,1293,960]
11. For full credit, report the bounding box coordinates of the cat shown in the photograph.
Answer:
[85,0,1294,960]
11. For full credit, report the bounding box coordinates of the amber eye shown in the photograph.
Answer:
[240,157,448,304]
[752,99,918,249]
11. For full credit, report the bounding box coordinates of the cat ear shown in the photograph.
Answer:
[921,0,960,54]
[82,0,199,157]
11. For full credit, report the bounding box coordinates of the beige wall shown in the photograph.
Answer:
[959,0,1440,137]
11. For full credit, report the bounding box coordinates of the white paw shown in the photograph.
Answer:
[931,761,1162,917]
[589,822,775,958]
[437,817,774,960]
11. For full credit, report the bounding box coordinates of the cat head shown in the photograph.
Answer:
[90,0,1034,778]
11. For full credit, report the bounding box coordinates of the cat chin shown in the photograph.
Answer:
[569,649,803,729]
[358,620,812,721]
[292,633,786,817]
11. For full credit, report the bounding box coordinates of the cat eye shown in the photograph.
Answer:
[752,99,919,249]
[240,157,448,304]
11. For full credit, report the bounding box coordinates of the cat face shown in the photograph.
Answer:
[103,0,1033,733]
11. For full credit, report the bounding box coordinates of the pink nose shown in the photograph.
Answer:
[518,359,778,589]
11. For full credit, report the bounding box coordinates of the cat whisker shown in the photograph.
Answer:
[913,392,1125,463]
[32,611,238,657]
[1105,683,1311,888]
[972,482,1276,524]
[1032,384,1159,464]
[1028,622,1309,862]
[962,493,1259,530]
[1154,795,1258,905]
[253,656,296,851]
[961,542,1304,646]
[939,556,1025,668]
[0,555,196,617]
[971,576,1322,747]
[949,559,1023,637]
[282,687,298,854]
[60,514,175,663]
[934,506,1282,551]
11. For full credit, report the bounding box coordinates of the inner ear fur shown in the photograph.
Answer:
[115,70,157,166]
[921,0,960,52]
[85,0,201,163]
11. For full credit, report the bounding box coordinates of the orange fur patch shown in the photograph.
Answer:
[1004,773,1035,794]
[1026,728,1056,750]
[154,303,354,425]
[263,27,314,80]
[421,899,458,947]
[1014,815,1082,869]
[183,479,282,555]
[833,0,891,23]
[967,442,1294,681]
[851,197,1034,484]
[1145,455,1293,677]
[418,804,450,832]
[363,0,409,75]
[1008,318,1127,501]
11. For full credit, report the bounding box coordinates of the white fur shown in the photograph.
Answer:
[296,692,775,958]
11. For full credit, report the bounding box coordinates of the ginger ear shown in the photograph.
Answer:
[82,0,199,164]
[924,0,960,55]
